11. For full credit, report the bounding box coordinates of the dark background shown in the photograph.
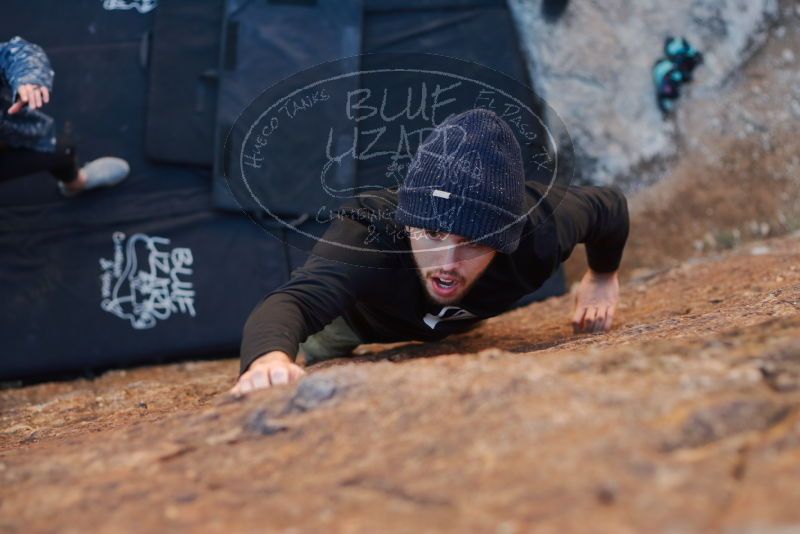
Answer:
[0,0,564,381]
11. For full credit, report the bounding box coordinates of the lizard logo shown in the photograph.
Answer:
[99,232,196,330]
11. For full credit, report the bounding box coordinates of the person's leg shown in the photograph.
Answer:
[59,156,130,197]
[0,144,78,184]
[0,143,130,194]
[299,316,363,365]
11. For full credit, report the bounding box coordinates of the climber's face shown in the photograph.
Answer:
[407,227,496,305]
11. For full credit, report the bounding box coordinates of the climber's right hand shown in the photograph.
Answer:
[231,351,306,394]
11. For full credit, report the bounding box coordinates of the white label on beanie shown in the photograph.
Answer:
[432,189,451,199]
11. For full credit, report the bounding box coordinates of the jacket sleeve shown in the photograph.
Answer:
[239,213,390,374]
[239,253,362,373]
[550,184,630,273]
[0,36,54,95]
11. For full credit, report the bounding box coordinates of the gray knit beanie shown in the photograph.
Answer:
[395,108,526,254]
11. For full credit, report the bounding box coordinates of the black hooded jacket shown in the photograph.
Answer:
[240,181,629,373]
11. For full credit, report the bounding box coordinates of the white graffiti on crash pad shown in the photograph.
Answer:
[100,232,195,330]
[102,0,157,14]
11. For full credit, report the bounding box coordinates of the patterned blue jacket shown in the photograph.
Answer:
[0,36,56,152]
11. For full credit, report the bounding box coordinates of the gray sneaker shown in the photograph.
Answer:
[59,157,130,197]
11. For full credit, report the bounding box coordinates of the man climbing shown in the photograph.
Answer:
[233,108,629,393]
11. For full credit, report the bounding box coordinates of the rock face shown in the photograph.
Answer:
[1,233,799,532]
[2,5,799,532]
[509,0,780,184]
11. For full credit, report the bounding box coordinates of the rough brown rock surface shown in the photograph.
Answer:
[2,233,799,533]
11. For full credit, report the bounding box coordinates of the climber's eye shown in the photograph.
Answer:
[424,230,447,241]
